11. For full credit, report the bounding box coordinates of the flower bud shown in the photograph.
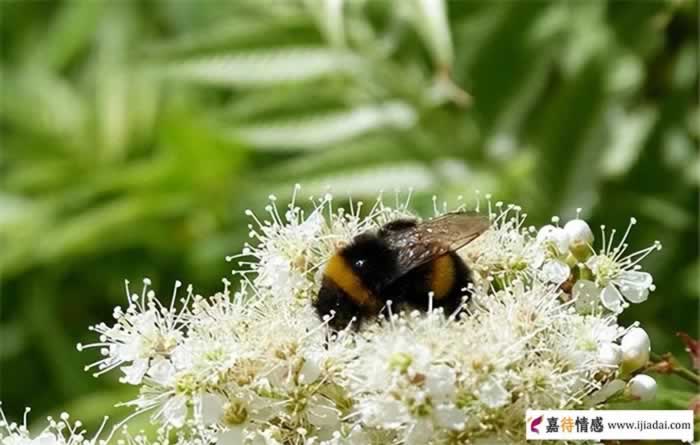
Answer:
[564,219,594,260]
[626,374,656,401]
[620,328,651,372]
[564,219,594,245]
[537,225,570,255]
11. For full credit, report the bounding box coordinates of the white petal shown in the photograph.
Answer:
[199,393,226,425]
[307,402,340,427]
[620,285,649,303]
[408,344,432,374]
[163,395,187,428]
[618,271,653,303]
[597,342,622,366]
[121,358,149,385]
[573,279,600,313]
[170,343,192,370]
[619,271,653,288]
[3,436,28,445]
[360,399,405,429]
[346,426,371,445]
[434,405,466,430]
[529,248,545,268]
[541,260,570,284]
[217,428,245,445]
[116,340,141,362]
[32,433,57,445]
[478,380,509,408]
[298,354,322,384]
[405,420,433,445]
[537,226,570,254]
[248,394,277,422]
[600,283,623,312]
[147,358,176,386]
[425,366,456,402]
[585,255,602,270]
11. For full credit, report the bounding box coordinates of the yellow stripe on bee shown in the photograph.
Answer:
[325,254,375,307]
[430,255,455,300]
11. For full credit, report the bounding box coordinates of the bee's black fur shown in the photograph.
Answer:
[379,218,418,235]
[316,277,369,330]
[387,251,473,315]
[316,219,478,331]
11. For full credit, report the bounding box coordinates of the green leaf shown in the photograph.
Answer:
[234,102,416,150]
[601,106,657,178]
[164,48,362,87]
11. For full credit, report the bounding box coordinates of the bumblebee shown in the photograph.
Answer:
[314,212,489,330]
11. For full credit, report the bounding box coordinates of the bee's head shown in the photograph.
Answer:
[314,233,397,330]
[339,233,396,292]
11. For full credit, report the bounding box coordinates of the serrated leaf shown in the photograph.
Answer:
[164,48,361,87]
[234,102,416,150]
[142,13,310,56]
[1,70,87,145]
[283,161,438,196]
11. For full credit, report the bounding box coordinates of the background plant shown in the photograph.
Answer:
[0,0,697,432]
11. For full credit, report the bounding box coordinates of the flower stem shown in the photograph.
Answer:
[648,352,700,387]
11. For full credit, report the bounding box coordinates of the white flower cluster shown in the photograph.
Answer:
[3,189,663,445]
[0,406,173,445]
[0,407,109,445]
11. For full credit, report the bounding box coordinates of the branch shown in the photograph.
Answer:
[647,351,700,387]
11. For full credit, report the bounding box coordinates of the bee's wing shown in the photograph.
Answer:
[381,213,490,283]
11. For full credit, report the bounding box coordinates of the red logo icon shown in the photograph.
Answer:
[530,415,543,433]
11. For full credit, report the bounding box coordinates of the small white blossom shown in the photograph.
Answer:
[198,392,275,445]
[464,202,544,285]
[77,279,188,384]
[586,218,661,312]
[0,408,109,445]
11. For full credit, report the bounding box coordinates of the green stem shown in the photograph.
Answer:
[649,351,700,387]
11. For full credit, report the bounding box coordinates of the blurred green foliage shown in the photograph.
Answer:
[0,0,697,430]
